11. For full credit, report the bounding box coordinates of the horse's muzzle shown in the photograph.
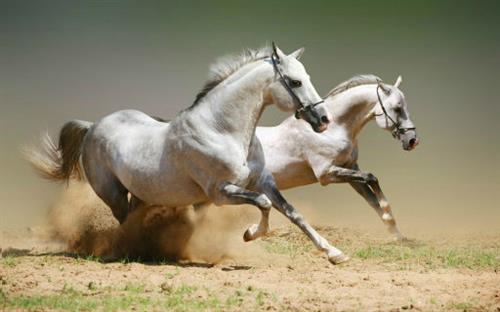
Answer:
[401,130,419,151]
[298,104,330,133]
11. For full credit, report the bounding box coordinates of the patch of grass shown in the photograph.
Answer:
[450,301,476,310]
[123,283,145,293]
[1,256,18,268]
[354,244,500,269]
[172,284,197,296]
[62,284,79,295]
[85,255,102,262]
[2,282,246,312]
[164,268,180,280]
[0,288,7,305]
[225,291,244,308]
[255,290,268,307]
[6,292,157,312]
[162,284,225,311]
[119,256,132,264]
[263,240,312,258]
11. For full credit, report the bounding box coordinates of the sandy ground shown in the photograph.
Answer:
[1,225,499,311]
[0,183,499,311]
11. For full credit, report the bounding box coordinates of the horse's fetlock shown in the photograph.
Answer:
[382,212,393,222]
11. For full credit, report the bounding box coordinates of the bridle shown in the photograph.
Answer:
[270,51,324,119]
[376,84,416,139]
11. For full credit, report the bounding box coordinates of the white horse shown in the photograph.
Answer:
[256,74,419,241]
[28,44,352,264]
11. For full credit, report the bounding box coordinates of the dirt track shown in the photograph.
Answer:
[1,225,499,311]
[0,184,498,311]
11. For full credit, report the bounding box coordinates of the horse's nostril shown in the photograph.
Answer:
[321,116,329,124]
[409,138,416,146]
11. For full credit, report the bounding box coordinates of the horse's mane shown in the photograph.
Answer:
[325,74,382,98]
[187,46,271,110]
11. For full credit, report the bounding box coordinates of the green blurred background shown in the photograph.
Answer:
[1,0,498,234]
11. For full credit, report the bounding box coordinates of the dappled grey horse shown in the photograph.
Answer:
[28,44,352,264]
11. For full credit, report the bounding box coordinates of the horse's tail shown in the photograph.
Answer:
[25,120,93,182]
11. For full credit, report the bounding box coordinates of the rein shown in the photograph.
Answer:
[270,52,324,119]
[376,85,415,139]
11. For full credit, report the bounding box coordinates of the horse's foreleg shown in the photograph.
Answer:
[349,181,405,241]
[215,182,271,241]
[243,208,270,242]
[257,175,348,264]
[320,164,405,240]
[318,165,375,185]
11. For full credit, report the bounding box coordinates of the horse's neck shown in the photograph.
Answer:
[193,61,273,146]
[325,84,379,139]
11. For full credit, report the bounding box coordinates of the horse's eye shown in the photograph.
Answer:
[394,107,402,114]
[289,79,302,88]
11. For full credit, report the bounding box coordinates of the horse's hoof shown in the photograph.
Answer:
[243,224,268,242]
[243,229,251,242]
[243,225,257,242]
[394,236,418,247]
[395,235,408,242]
[328,252,350,265]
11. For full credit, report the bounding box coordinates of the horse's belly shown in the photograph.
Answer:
[131,173,207,207]
[272,160,318,190]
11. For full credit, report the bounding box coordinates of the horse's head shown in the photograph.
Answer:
[373,76,419,151]
[266,43,330,133]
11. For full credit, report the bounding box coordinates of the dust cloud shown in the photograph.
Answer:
[45,182,263,263]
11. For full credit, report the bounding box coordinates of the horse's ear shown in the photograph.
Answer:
[378,82,391,95]
[272,42,286,62]
[289,47,305,60]
[394,75,403,88]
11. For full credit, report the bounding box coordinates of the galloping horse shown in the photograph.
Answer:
[153,74,419,258]
[257,75,419,241]
[28,44,352,264]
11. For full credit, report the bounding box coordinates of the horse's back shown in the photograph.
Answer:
[95,109,167,133]
[83,110,170,185]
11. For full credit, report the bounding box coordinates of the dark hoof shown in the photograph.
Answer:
[243,229,253,242]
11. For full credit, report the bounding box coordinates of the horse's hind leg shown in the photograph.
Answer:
[129,195,146,213]
[99,184,129,224]
[90,174,130,224]
[213,182,272,241]
[257,172,348,264]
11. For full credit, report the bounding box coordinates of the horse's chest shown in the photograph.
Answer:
[232,162,254,184]
[231,150,264,185]
[189,138,260,185]
[333,142,355,165]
